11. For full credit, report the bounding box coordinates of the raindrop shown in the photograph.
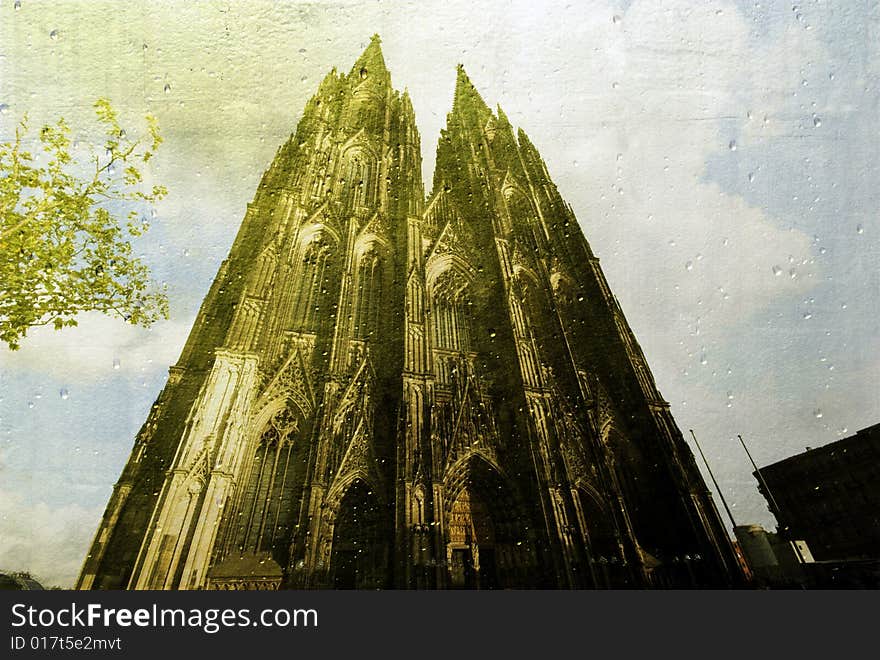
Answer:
[488,329,496,338]
[856,224,863,234]
[612,14,622,24]
[728,140,737,151]
[685,260,693,271]
[812,115,822,128]
[772,265,782,276]
[113,358,121,370]
[60,389,69,400]
[14,0,21,10]
[0,103,8,115]
[28,401,35,409]
[359,67,367,80]
[748,172,755,183]
[183,248,190,257]
[50,29,59,41]
[611,81,619,90]
[813,409,823,419]
[803,312,812,320]
[163,83,171,94]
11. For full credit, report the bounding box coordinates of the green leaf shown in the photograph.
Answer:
[0,99,170,349]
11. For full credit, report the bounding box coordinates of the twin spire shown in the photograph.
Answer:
[348,35,496,120]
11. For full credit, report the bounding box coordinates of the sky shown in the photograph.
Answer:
[0,0,878,587]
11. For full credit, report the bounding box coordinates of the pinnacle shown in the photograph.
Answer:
[452,64,491,119]
[350,33,389,81]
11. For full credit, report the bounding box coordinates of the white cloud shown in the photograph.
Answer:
[0,312,190,381]
[0,487,101,588]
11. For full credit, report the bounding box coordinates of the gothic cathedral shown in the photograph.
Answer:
[78,36,742,590]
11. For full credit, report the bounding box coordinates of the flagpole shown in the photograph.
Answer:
[737,433,805,564]
[689,429,737,529]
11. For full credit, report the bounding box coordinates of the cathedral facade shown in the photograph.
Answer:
[78,37,742,590]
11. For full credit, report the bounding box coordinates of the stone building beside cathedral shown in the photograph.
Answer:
[78,37,742,590]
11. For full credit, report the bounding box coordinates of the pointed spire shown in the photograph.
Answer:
[495,104,511,128]
[401,88,414,114]
[452,64,491,119]
[350,33,389,82]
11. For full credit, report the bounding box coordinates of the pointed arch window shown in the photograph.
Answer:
[229,409,299,557]
[352,246,384,340]
[342,150,375,210]
[428,263,475,353]
[432,293,473,352]
[292,235,335,333]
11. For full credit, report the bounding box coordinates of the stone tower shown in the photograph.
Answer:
[78,37,742,590]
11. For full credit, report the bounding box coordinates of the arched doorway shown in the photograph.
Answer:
[329,479,389,589]
[447,488,497,589]
[444,456,536,589]
[575,486,627,587]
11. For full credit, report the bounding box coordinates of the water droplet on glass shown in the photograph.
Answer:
[612,14,622,24]
[772,265,782,276]
[50,29,59,41]
[814,409,823,419]
[164,83,171,94]
[728,140,737,151]
[856,224,863,234]
[0,103,8,115]
[803,312,812,320]
[113,358,121,370]
[685,260,693,271]
[812,115,822,128]
[14,0,21,10]
[60,389,69,400]
[183,248,190,257]
[28,401,35,409]
[748,172,755,183]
